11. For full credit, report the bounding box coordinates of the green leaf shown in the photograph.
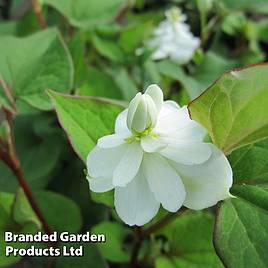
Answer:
[47,157,108,228]
[68,31,87,86]
[0,114,63,192]
[222,12,247,35]
[44,0,125,29]
[48,91,124,162]
[92,34,125,63]
[96,24,122,38]
[255,19,268,43]
[196,0,213,14]
[0,192,15,230]
[188,63,268,154]
[92,221,131,263]
[157,59,202,99]
[143,60,161,85]
[156,211,223,268]
[223,0,268,14]
[192,52,238,92]
[48,92,124,208]
[107,67,138,101]
[0,192,38,266]
[228,138,268,184]
[90,191,114,207]
[13,188,41,229]
[214,185,268,268]
[76,67,123,99]
[16,10,40,36]
[0,22,17,36]
[36,191,82,233]
[119,22,153,53]
[0,29,73,111]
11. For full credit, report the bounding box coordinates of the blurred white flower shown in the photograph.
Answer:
[87,84,232,226]
[148,7,200,64]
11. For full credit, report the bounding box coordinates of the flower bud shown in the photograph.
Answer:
[165,7,185,23]
[127,92,158,133]
[145,84,163,114]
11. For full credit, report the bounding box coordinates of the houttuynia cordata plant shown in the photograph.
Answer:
[0,1,268,268]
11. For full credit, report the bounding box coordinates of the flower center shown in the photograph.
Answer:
[124,127,159,144]
[166,7,182,23]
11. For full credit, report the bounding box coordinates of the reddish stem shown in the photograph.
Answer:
[131,227,143,268]
[115,3,130,23]
[0,109,53,237]
[1,149,53,236]
[142,207,188,237]
[31,0,47,29]
[130,208,188,268]
[0,75,16,113]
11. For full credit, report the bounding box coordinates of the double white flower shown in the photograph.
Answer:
[148,7,200,64]
[87,85,232,226]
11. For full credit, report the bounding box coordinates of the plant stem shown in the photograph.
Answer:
[130,208,188,267]
[0,75,16,112]
[31,0,47,29]
[0,151,53,237]
[200,12,207,45]
[0,109,53,237]
[131,227,143,268]
[13,159,53,236]
[142,207,187,237]
[115,2,130,23]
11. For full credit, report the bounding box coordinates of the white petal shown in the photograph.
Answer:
[88,177,114,193]
[164,100,180,109]
[170,45,196,64]
[128,95,149,133]
[115,109,131,135]
[97,134,125,148]
[143,154,186,212]
[127,93,143,131]
[113,142,143,187]
[160,140,211,165]
[154,21,170,36]
[87,145,126,178]
[152,46,169,60]
[155,105,206,141]
[144,94,158,128]
[155,103,189,134]
[169,121,207,141]
[114,170,160,226]
[141,135,168,153]
[145,84,164,113]
[171,144,233,210]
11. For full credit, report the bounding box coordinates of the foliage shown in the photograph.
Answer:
[0,0,268,267]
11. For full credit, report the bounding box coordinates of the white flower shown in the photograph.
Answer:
[87,84,232,226]
[148,7,200,64]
